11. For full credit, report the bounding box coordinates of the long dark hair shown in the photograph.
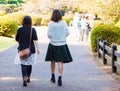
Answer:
[51,9,62,22]
[22,15,32,27]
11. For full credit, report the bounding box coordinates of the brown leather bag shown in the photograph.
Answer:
[19,48,31,60]
[19,28,32,60]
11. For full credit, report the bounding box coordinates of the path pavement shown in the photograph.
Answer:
[0,26,120,91]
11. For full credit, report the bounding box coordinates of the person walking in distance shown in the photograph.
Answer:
[77,14,83,42]
[15,15,40,87]
[45,9,73,86]
[81,16,90,43]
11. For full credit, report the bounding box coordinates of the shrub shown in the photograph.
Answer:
[0,11,6,16]
[91,24,120,52]
[0,16,18,37]
[40,14,73,26]
[116,20,120,28]
[41,15,50,26]
[92,20,104,28]
[62,16,73,26]
[5,13,43,26]
[31,15,42,26]
[5,12,26,25]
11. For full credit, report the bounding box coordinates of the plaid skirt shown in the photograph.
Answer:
[45,43,73,63]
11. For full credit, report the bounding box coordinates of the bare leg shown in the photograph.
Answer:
[50,61,56,83]
[58,62,63,86]
[51,61,55,74]
[58,62,63,76]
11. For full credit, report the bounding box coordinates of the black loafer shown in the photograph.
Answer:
[23,81,27,87]
[51,77,56,83]
[58,77,62,86]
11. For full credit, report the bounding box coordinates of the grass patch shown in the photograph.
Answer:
[0,36,17,51]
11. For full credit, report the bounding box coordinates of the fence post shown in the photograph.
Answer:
[103,40,107,65]
[97,37,101,58]
[111,45,117,73]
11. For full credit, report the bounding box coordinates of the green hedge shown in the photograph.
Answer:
[92,20,104,28]
[91,24,120,52]
[5,13,42,26]
[62,16,73,26]
[5,12,26,25]
[31,15,42,26]
[4,12,73,26]
[41,15,50,26]
[0,11,6,16]
[0,16,18,37]
[116,20,120,28]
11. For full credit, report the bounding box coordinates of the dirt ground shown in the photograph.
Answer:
[91,52,120,88]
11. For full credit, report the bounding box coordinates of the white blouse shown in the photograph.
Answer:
[47,20,69,46]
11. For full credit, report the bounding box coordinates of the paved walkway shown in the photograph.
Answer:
[0,26,120,91]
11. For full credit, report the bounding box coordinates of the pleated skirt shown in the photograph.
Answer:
[45,43,73,63]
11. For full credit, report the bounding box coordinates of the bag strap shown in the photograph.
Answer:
[29,28,32,48]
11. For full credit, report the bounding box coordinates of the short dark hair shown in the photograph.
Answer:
[22,15,32,27]
[51,9,62,22]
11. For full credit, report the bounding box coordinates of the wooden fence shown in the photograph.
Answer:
[97,37,120,73]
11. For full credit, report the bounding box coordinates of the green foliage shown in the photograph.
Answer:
[0,16,18,37]
[5,4,18,12]
[72,7,81,13]
[40,14,73,26]
[0,0,24,13]
[91,24,120,52]
[116,20,120,28]
[0,0,7,4]
[7,0,24,4]
[31,15,42,26]
[4,13,73,26]
[97,0,120,24]
[5,13,43,26]
[62,16,73,26]
[41,16,50,26]
[8,0,18,4]
[5,12,26,25]
[92,20,104,28]
[2,0,119,25]
[0,0,24,4]
[0,11,6,16]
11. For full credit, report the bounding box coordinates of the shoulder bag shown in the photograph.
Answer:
[19,28,32,60]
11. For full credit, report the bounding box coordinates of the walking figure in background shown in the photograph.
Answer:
[15,15,40,87]
[81,16,91,43]
[73,12,79,40]
[77,14,83,42]
[45,9,73,86]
